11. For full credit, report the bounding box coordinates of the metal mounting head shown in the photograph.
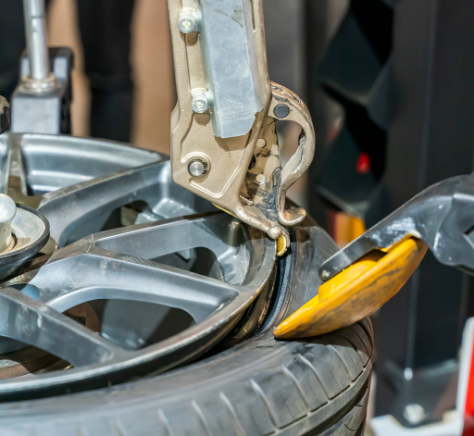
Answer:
[167,0,315,245]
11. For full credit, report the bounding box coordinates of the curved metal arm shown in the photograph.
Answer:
[319,173,474,281]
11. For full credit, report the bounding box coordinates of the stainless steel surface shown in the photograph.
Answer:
[0,133,275,399]
[0,195,16,252]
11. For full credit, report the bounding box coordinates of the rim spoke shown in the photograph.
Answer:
[20,247,240,323]
[37,162,164,246]
[94,212,247,282]
[0,288,123,367]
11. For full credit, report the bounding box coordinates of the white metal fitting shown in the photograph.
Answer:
[178,10,199,34]
[191,89,209,113]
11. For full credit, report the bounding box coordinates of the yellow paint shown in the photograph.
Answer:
[277,235,288,257]
[274,237,428,339]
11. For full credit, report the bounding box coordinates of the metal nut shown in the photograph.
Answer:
[188,159,208,177]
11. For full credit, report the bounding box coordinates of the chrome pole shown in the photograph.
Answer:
[23,0,50,81]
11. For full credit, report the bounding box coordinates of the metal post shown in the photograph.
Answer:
[22,0,56,91]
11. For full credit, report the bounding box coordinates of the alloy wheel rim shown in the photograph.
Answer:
[0,133,276,400]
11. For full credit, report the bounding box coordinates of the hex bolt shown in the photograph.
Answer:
[256,174,266,185]
[178,11,197,34]
[192,96,209,113]
[188,159,208,177]
[274,104,290,119]
[403,404,425,426]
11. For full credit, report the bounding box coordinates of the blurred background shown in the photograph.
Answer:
[2,0,474,433]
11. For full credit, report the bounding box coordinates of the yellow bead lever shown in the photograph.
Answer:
[274,237,428,339]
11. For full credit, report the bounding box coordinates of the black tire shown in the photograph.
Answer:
[0,223,373,435]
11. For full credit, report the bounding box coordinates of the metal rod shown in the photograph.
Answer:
[23,0,50,81]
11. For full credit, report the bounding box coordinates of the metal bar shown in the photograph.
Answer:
[22,0,50,81]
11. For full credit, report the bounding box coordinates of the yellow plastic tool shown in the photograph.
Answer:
[274,236,428,339]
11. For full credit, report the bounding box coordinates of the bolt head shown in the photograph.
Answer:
[256,174,266,185]
[192,97,209,113]
[179,12,197,34]
[188,160,207,177]
[274,104,290,119]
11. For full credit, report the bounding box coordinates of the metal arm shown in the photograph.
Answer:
[319,172,474,280]
[23,0,50,81]
[167,0,315,253]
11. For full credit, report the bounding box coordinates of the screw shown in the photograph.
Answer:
[256,174,266,185]
[188,160,207,177]
[192,96,209,113]
[256,139,267,148]
[403,404,425,426]
[274,104,290,119]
